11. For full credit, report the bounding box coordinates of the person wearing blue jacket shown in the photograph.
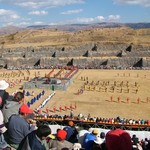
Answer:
[83,129,99,150]
[7,104,36,149]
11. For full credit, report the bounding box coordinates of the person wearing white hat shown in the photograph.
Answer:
[0,80,9,91]
[73,143,82,150]
[0,80,11,109]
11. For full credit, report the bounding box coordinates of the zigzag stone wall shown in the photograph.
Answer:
[0,43,150,69]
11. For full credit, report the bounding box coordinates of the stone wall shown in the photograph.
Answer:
[23,78,72,90]
[0,43,150,69]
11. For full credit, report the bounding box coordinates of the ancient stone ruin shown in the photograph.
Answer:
[0,42,150,69]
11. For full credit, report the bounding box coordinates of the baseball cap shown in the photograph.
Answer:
[19,104,33,114]
[57,129,67,141]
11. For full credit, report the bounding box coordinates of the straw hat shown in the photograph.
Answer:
[0,80,9,90]
[92,129,99,135]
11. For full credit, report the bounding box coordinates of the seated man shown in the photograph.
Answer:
[0,80,12,109]
[48,129,73,150]
[63,121,78,143]
[106,129,132,150]
[7,104,36,149]
[18,124,51,150]
[131,134,139,145]
[83,129,99,150]
[2,91,25,125]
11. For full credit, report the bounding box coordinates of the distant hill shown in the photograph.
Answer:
[125,23,150,29]
[27,22,150,32]
[0,26,24,35]
[0,22,150,35]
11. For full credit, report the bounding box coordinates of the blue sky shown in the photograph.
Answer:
[0,0,150,27]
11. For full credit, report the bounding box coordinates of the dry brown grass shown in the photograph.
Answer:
[0,27,150,49]
[0,69,150,120]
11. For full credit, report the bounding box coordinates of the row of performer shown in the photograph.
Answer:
[110,96,149,104]
[36,103,77,114]
[82,85,139,94]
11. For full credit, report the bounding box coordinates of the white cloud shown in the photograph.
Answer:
[95,16,105,22]
[113,0,150,7]
[0,9,20,23]
[1,0,85,9]
[11,14,20,19]
[33,21,45,25]
[61,9,83,15]
[48,15,120,25]
[3,21,46,27]
[16,2,40,9]
[48,22,58,25]
[108,15,120,22]
[75,16,105,23]
[21,18,32,21]
[4,22,15,26]
[18,22,30,26]
[29,10,48,15]
[3,21,32,27]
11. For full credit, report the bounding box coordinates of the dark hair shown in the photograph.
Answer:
[36,125,51,138]
[100,132,105,139]
[13,92,24,102]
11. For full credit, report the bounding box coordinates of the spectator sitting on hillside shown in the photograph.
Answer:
[18,124,51,150]
[144,138,150,150]
[132,134,139,145]
[83,129,99,150]
[78,124,90,147]
[146,139,150,150]
[48,129,73,150]
[72,143,82,150]
[7,104,36,149]
[100,132,105,143]
[0,80,12,109]
[63,121,78,143]
[2,91,24,125]
[99,132,106,150]
[106,129,132,150]
[131,134,141,149]
[0,109,9,149]
[91,135,103,150]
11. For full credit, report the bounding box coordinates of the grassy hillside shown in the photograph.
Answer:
[0,27,150,49]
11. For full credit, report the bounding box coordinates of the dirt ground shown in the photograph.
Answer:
[0,69,150,120]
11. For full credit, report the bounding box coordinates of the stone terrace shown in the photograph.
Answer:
[0,42,150,69]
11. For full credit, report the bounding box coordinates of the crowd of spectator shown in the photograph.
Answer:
[35,113,150,127]
[0,79,150,150]
[6,65,150,71]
